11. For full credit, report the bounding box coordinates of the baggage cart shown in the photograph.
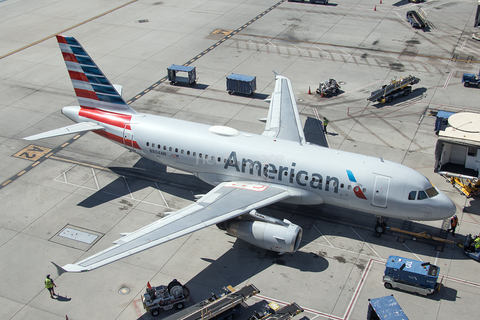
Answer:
[168,65,196,86]
[226,74,256,95]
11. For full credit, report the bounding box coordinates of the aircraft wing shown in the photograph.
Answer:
[53,181,292,274]
[262,75,307,145]
[24,122,105,140]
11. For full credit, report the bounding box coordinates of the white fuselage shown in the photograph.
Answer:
[63,106,456,221]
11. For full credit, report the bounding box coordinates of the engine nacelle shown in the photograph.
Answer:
[226,220,303,253]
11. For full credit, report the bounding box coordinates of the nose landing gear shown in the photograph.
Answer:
[375,217,387,235]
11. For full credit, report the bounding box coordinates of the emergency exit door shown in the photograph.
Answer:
[372,176,390,207]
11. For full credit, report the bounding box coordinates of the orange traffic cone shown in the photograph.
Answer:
[321,92,324,98]
[308,86,311,94]
[374,5,377,11]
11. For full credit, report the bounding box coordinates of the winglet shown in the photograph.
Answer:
[52,261,68,276]
[52,261,89,275]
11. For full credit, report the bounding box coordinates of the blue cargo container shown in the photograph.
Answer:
[367,295,408,320]
[383,255,441,295]
[226,74,256,95]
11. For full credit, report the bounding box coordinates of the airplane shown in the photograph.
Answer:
[24,35,456,275]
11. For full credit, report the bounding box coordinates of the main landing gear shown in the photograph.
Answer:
[375,217,387,235]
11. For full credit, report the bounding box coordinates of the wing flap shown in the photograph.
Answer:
[23,122,104,140]
[54,182,291,274]
[262,75,306,144]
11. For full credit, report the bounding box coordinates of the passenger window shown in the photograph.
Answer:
[193,152,196,157]
[175,148,178,152]
[163,146,166,150]
[187,151,190,155]
[348,185,351,190]
[408,191,416,200]
[158,145,161,149]
[152,143,155,148]
[340,183,344,188]
[181,150,184,154]
[199,153,202,158]
[169,147,172,151]
[146,142,149,146]
[417,191,428,200]
[218,157,221,162]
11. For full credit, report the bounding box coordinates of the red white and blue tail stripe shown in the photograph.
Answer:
[56,35,136,115]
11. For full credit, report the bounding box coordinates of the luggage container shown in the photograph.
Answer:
[383,255,442,295]
[168,65,196,86]
[226,74,256,95]
[367,295,408,320]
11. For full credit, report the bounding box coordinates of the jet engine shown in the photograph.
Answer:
[225,218,303,254]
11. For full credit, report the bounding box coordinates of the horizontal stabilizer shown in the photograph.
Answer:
[23,122,104,140]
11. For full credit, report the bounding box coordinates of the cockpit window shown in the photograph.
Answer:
[408,191,416,200]
[417,191,428,200]
[425,187,438,198]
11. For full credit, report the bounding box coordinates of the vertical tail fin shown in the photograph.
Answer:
[56,35,136,115]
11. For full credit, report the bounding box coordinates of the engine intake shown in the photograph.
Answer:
[226,220,302,253]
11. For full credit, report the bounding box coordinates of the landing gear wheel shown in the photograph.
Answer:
[375,218,386,234]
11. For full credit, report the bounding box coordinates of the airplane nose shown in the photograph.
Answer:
[438,192,456,219]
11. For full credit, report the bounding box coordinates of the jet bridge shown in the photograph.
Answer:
[367,75,420,103]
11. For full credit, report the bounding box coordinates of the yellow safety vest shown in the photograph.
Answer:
[45,278,53,289]
[475,238,480,249]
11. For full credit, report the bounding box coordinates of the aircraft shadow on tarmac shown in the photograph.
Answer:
[76,157,472,265]
[77,158,212,208]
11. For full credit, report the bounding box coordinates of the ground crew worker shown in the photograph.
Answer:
[447,215,459,237]
[475,236,480,251]
[323,117,329,134]
[45,274,57,298]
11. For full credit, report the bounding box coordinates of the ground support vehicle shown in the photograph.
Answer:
[406,10,427,28]
[383,255,442,296]
[247,302,303,320]
[316,79,340,97]
[462,72,480,87]
[162,284,260,320]
[464,234,480,261]
[142,280,191,317]
[367,295,408,320]
[226,74,256,95]
[288,0,328,3]
[368,75,420,103]
[167,64,197,86]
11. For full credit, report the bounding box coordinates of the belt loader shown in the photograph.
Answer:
[368,76,420,103]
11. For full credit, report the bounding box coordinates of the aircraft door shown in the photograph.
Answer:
[123,124,134,150]
[372,176,390,207]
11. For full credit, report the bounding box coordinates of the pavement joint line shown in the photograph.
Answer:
[0,0,138,60]
[1,132,88,190]
[235,33,480,64]
[125,0,285,105]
